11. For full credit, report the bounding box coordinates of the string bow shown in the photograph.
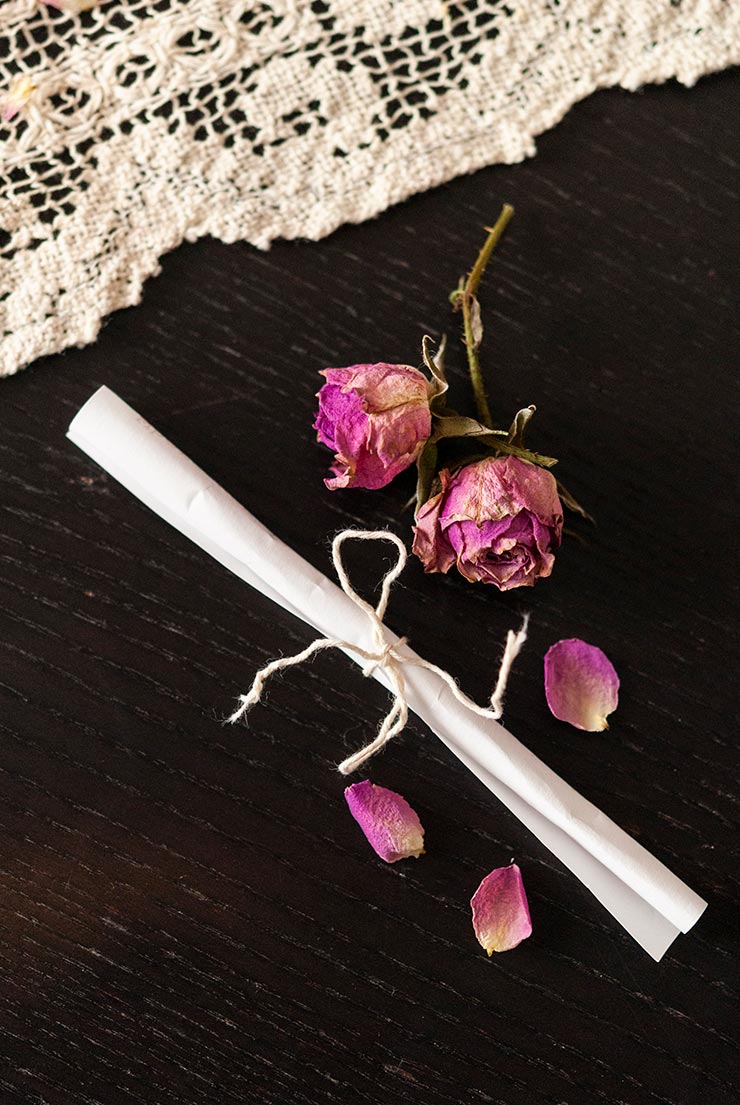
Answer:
[228,529,529,774]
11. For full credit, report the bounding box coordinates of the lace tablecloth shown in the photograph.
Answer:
[1,0,738,377]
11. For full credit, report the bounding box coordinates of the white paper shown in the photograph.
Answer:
[68,387,707,960]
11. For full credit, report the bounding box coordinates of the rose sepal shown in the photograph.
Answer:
[421,334,449,414]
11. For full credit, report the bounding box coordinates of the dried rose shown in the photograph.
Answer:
[314,364,432,490]
[544,638,619,731]
[344,779,425,863]
[413,455,563,590]
[471,863,532,954]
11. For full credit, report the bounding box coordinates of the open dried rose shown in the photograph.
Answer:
[314,363,432,490]
[413,455,563,590]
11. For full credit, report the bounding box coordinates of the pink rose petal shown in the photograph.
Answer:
[2,75,36,122]
[544,638,619,731]
[471,863,532,954]
[344,780,425,863]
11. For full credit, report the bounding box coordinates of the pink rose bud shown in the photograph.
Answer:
[344,780,425,863]
[471,863,533,955]
[544,638,620,731]
[314,363,432,490]
[413,455,563,590]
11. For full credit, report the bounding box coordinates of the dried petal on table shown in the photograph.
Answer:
[344,779,425,863]
[471,863,533,955]
[544,637,619,731]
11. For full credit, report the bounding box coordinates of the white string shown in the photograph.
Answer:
[227,529,529,775]
[489,613,530,717]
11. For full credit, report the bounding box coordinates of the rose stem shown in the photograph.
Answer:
[456,203,514,428]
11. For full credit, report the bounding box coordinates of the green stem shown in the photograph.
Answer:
[455,203,514,428]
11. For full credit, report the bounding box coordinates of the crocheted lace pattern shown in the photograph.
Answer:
[1,0,738,375]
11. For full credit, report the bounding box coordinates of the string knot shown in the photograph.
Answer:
[228,529,529,775]
[361,635,408,678]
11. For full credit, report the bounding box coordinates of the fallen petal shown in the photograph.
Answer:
[471,863,532,954]
[2,75,36,122]
[544,638,619,731]
[344,780,424,863]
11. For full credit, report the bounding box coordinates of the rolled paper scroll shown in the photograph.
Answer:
[67,387,707,960]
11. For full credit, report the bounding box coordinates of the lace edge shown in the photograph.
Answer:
[2,45,738,378]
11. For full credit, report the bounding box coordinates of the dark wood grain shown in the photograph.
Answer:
[1,67,739,1105]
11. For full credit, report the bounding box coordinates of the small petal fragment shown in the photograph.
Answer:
[344,780,424,863]
[471,863,532,954]
[544,638,619,731]
[42,1,100,11]
[2,75,36,122]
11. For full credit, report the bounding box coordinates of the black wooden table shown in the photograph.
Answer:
[1,68,738,1105]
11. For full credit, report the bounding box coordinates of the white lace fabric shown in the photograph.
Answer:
[1,0,738,377]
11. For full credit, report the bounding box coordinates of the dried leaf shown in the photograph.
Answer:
[429,411,557,467]
[414,438,439,513]
[421,334,449,412]
[432,412,505,441]
[506,405,536,448]
[557,479,595,524]
[480,436,558,468]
